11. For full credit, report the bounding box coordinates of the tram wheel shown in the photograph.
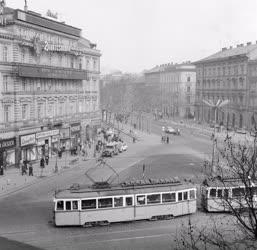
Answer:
[99,220,110,226]
[83,222,93,228]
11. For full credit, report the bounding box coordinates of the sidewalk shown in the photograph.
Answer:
[0,146,96,198]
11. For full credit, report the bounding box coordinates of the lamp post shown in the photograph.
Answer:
[202,99,229,176]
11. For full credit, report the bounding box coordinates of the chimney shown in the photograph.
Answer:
[24,0,28,12]
[222,47,227,51]
[247,42,252,46]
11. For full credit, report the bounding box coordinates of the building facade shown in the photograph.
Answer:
[194,42,257,129]
[159,62,196,118]
[0,6,101,168]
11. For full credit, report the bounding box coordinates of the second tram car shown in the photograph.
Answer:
[201,177,257,212]
[53,179,197,227]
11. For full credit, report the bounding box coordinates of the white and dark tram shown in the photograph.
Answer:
[53,178,197,227]
[201,177,257,212]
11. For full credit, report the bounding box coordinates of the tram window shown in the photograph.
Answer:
[81,199,96,210]
[178,192,183,201]
[56,200,64,210]
[217,189,222,198]
[136,195,146,205]
[190,190,195,199]
[162,193,175,203]
[125,197,133,206]
[66,201,71,210]
[210,188,216,198]
[98,198,113,208]
[232,188,244,197]
[183,191,188,200]
[147,194,161,204]
[223,189,229,199]
[114,197,123,207]
[72,201,78,210]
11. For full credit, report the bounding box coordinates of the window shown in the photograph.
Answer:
[187,76,190,82]
[217,189,222,198]
[4,105,10,122]
[187,86,190,92]
[136,195,146,205]
[72,201,78,210]
[125,197,133,206]
[209,188,216,198]
[162,193,176,203]
[66,201,71,210]
[189,190,195,199]
[178,192,183,201]
[81,199,96,209]
[3,75,8,92]
[232,188,244,197]
[114,197,123,207]
[223,189,229,199]
[183,191,188,200]
[3,46,8,62]
[79,58,82,69]
[56,200,64,210]
[147,194,161,204]
[71,57,74,68]
[98,198,113,208]
[22,104,28,120]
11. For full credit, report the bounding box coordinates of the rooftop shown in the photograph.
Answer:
[196,42,257,63]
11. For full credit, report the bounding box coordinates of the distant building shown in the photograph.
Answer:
[0,5,101,167]
[159,62,196,118]
[194,42,257,129]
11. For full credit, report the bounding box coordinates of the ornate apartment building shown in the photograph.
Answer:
[0,5,101,167]
[194,42,257,129]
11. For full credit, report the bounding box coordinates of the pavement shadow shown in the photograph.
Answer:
[0,236,43,250]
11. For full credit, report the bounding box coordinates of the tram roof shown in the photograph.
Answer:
[55,182,196,199]
[202,177,257,188]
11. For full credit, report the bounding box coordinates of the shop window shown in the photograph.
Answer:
[136,195,146,205]
[162,193,176,203]
[3,46,8,62]
[125,197,133,206]
[81,199,96,209]
[114,197,123,207]
[98,198,113,208]
[56,200,64,210]
[65,201,71,210]
[72,201,78,210]
[147,194,161,204]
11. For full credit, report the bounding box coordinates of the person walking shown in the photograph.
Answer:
[28,161,33,176]
[21,161,27,175]
[166,136,169,144]
[45,155,49,165]
[40,157,45,177]
[0,165,4,175]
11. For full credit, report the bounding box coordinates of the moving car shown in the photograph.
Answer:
[165,126,180,135]
[101,143,118,157]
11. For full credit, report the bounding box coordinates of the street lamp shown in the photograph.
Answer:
[202,99,229,176]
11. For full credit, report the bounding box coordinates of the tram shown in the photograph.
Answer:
[201,177,257,212]
[53,178,197,227]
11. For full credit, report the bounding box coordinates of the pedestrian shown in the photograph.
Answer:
[166,136,169,144]
[45,155,49,165]
[40,157,45,168]
[0,165,4,175]
[21,162,27,175]
[28,161,33,176]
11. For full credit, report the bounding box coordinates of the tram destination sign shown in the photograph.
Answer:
[18,65,87,80]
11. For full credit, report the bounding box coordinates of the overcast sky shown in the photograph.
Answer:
[7,0,257,73]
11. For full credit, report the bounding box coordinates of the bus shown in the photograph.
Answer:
[201,177,257,212]
[53,178,197,227]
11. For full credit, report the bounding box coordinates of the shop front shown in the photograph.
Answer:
[70,123,81,149]
[59,128,70,151]
[36,130,59,159]
[0,137,16,169]
[20,134,37,162]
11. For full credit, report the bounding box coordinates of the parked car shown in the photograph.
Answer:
[101,142,118,157]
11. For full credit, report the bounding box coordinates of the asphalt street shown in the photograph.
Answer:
[0,120,217,250]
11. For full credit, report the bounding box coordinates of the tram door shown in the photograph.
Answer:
[64,200,80,225]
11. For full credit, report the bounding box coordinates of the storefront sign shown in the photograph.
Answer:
[18,65,87,80]
[70,123,81,135]
[60,128,70,139]
[20,134,36,147]
[36,130,59,139]
[0,138,16,150]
